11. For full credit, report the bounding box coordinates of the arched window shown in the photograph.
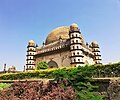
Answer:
[78,59,80,62]
[73,52,75,56]
[76,40,78,43]
[73,46,75,49]
[72,34,74,38]
[77,52,79,55]
[74,59,76,62]
[72,40,74,43]
[77,46,79,49]
[76,34,78,37]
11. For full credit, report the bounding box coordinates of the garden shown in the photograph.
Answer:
[0,62,120,100]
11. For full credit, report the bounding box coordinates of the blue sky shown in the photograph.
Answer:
[0,0,120,71]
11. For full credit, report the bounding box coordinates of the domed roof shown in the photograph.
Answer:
[8,66,16,71]
[45,25,84,45]
[70,23,78,28]
[92,41,98,45]
[45,26,70,45]
[8,66,15,69]
[28,40,35,46]
[29,40,34,44]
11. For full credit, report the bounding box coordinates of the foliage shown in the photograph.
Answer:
[53,68,103,100]
[0,83,11,90]
[0,80,76,100]
[77,90,103,100]
[1,62,119,99]
[0,62,119,80]
[2,62,118,99]
[37,61,48,70]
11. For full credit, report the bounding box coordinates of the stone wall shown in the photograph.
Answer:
[35,50,71,68]
[92,78,120,100]
[107,78,120,100]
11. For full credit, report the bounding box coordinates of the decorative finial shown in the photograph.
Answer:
[36,44,38,47]
[86,42,89,48]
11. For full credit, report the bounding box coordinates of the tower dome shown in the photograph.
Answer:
[28,40,35,46]
[70,23,78,28]
[29,40,34,44]
[8,66,16,71]
[92,41,98,46]
[92,41,98,45]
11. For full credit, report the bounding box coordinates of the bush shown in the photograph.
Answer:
[37,61,48,70]
[0,64,107,99]
[0,83,11,90]
[0,62,120,80]
[0,80,76,100]
[53,68,102,100]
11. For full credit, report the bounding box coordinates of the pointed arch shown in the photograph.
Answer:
[48,60,58,68]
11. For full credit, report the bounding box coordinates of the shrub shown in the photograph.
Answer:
[0,80,76,100]
[53,68,102,100]
[0,83,11,90]
[0,62,120,80]
[37,61,48,70]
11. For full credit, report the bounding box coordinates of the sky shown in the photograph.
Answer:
[0,0,120,71]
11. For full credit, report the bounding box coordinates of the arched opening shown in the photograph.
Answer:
[76,40,78,43]
[48,60,58,68]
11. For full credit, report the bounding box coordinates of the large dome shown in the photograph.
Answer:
[45,26,70,45]
[45,24,84,45]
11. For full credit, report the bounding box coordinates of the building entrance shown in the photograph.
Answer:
[48,60,58,68]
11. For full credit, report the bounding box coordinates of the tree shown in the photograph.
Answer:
[37,61,48,70]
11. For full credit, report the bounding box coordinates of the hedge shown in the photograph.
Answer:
[0,63,120,80]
